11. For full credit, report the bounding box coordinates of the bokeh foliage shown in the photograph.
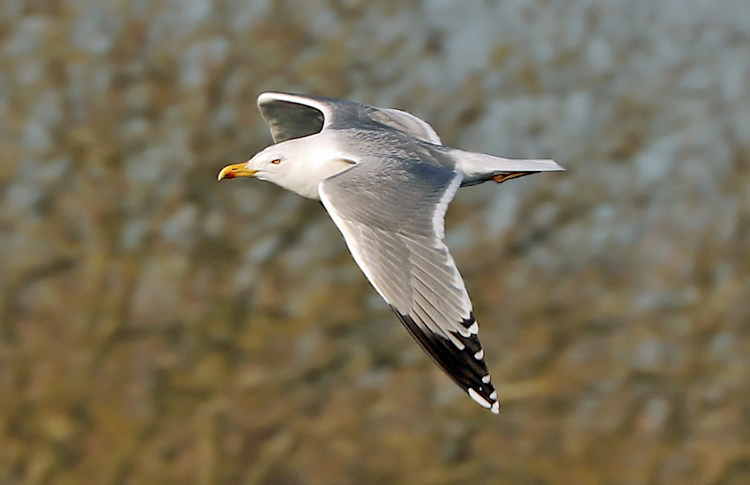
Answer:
[1,1,749,484]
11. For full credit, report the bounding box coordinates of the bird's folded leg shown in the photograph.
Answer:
[491,172,535,184]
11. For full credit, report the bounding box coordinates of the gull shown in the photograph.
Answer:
[219,92,563,413]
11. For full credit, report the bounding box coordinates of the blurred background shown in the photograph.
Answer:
[1,0,749,483]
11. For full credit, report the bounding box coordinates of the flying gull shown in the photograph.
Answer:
[218,92,563,413]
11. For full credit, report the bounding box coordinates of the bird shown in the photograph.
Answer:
[218,92,563,413]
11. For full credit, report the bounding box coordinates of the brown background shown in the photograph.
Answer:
[1,1,749,484]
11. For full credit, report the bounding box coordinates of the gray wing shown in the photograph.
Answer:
[366,107,442,145]
[258,92,443,145]
[257,92,331,143]
[319,157,499,413]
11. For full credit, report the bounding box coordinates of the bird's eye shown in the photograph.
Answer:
[271,159,281,165]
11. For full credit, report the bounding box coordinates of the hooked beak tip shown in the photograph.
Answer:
[218,163,256,181]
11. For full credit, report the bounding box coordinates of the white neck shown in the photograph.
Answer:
[272,133,354,199]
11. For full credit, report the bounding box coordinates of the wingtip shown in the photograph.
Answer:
[468,387,501,414]
[257,91,311,106]
[257,91,281,106]
[468,388,492,409]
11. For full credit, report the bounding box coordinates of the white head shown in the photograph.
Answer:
[218,136,352,199]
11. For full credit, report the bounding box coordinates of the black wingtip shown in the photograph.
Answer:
[390,307,500,413]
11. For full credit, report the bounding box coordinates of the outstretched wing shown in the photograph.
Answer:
[366,107,442,145]
[318,157,499,413]
[258,92,443,145]
[257,92,332,143]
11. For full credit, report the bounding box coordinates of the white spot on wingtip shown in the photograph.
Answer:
[491,401,500,414]
[490,390,497,400]
[474,349,484,360]
[467,322,478,335]
[468,388,491,409]
[482,374,491,384]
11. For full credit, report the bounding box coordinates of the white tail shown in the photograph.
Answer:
[452,149,564,185]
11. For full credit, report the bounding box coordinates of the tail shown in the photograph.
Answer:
[451,149,564,186]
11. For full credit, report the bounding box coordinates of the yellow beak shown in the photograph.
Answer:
[217,163,257,181]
